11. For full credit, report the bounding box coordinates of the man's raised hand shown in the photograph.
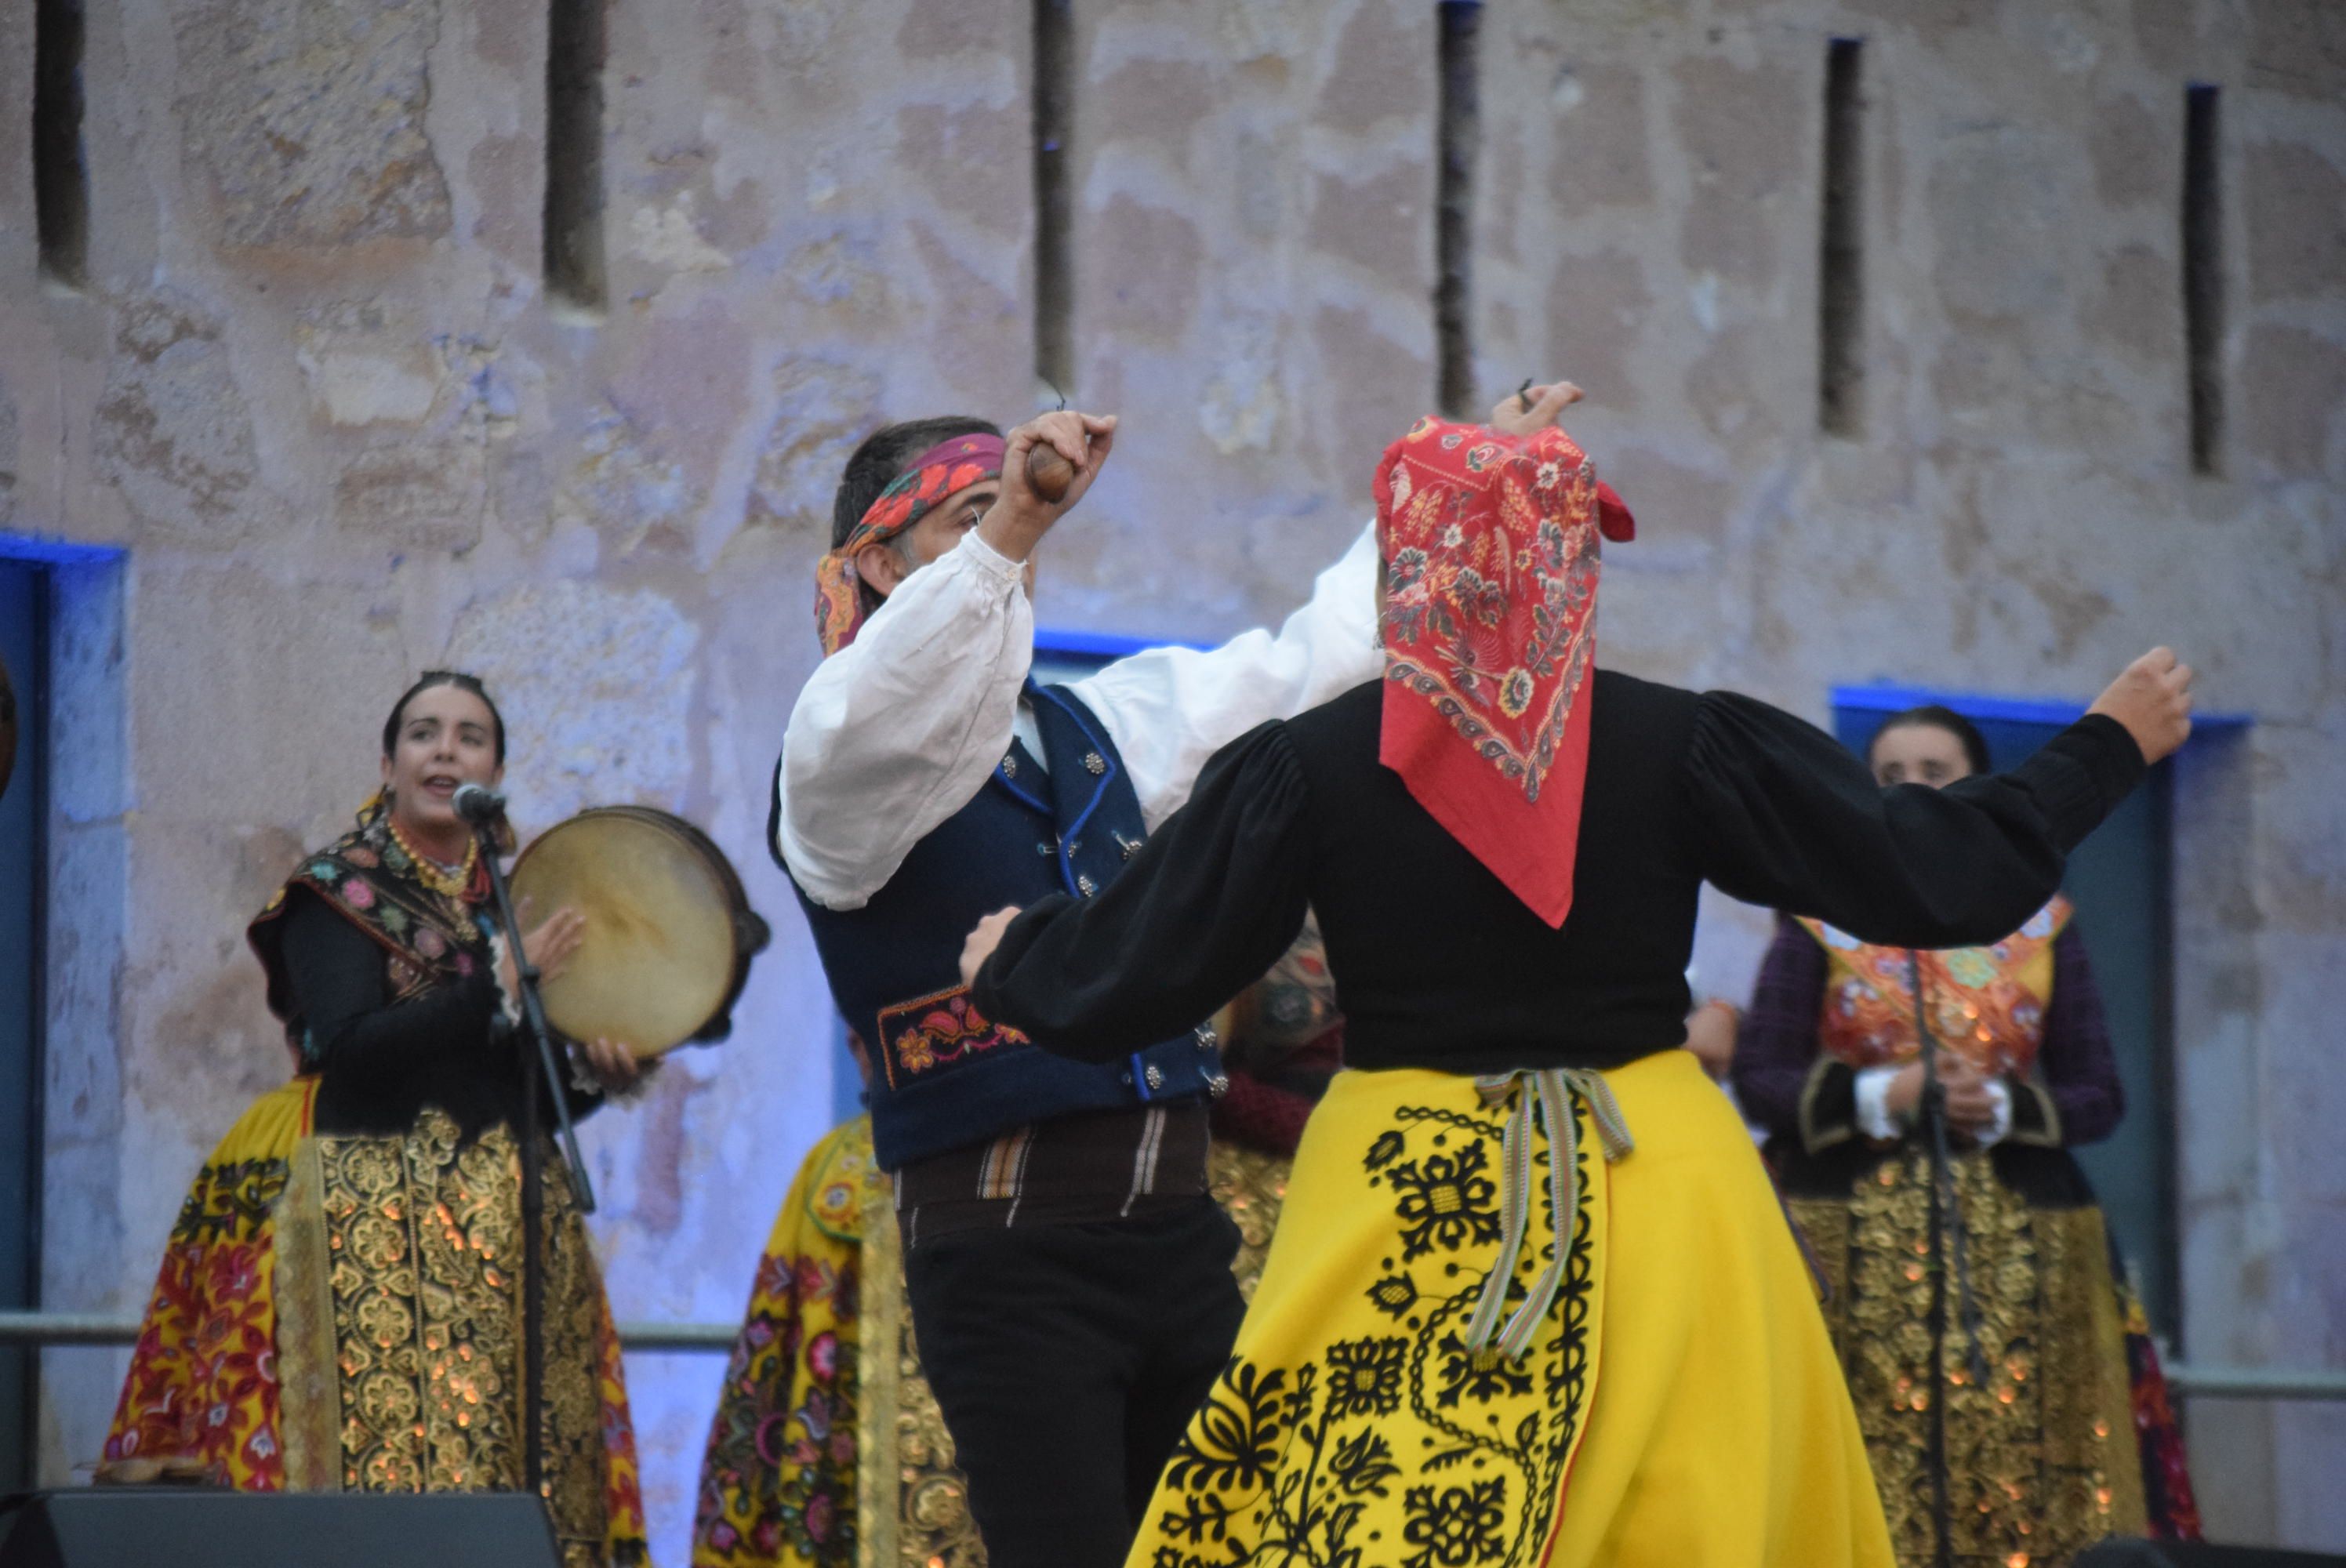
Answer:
[979,411,1117,562]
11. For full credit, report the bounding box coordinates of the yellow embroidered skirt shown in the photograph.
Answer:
[1133,1050,1894,1568]
[691,1116,1299,1568]
[104,1077,649,1568]
[692,1120,877,1567]
[1792,1148,2152,1568]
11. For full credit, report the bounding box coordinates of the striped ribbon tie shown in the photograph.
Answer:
[1459,1066,1636,1362]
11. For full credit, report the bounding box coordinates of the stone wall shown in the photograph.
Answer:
[0,0,2339,1557]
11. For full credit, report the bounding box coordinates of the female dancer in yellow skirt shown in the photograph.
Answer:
[101,671,652,1568]
[961,387,2195,1566]
[1734,705,2201,1564]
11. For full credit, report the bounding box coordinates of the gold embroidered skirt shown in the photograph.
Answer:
[1129,1050,1894,1568]
[104,1079,649,1568]
[690,1118,1297,1568]
[1791,1147,2150,1568]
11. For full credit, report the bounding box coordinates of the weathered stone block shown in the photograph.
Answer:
[2087,93,2167,209]
[1928,127,2079,322]
[1315,0,1429,135]
[129,822,303,1109]
[1308,164,1428,292]
[2242,324,2346,478]
[133,564,406,822]
[1543,250,1651,412]
[1196,313,1285,456]
[896,101,1027,237]
[608,303,757,484]
[748,358,885,536]
[625,188,739,278]
[1084,195,1206,343]
[907,223,1024,405]
[1596,444,1733,547]
[1091,57,1215,160]
[2081,244,2181,365]
[93,293,260,532]
[334,445,487,554]
[1684,324,1785,447]
[895,0,1005,60]
[557,404,706,557]
[1671,55,1799,206]
[444,580,699,826]
[1310,303,1430,503]
[2247,0,2346,101]
[467,132,543,267]
[174,0,452,249]
[1928,315,2137,456]
[1545,63,1655,212]
[2246,140,2346,304]
[296,301,447,428]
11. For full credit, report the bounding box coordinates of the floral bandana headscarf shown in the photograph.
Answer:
[1373,416,1634,928]
[813,433,1006,657]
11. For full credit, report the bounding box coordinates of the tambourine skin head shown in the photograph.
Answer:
[510,808,760,1059]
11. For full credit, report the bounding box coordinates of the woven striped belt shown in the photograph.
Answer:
[1461,1067,1636,1361]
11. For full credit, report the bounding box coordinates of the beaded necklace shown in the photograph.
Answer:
[386,812,480,900]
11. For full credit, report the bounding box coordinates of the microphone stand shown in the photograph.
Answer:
[1905,949,1988,1568]
[471,809,597,1504]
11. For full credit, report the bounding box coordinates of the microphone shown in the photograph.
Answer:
[451,782,508,824]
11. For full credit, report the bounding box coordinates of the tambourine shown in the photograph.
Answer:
[509,806,770,1059]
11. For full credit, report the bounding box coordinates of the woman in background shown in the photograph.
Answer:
[103,671,651,1568]
[1733,704,2200,1566]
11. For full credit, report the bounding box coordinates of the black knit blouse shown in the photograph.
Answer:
[974,672,2145,1077]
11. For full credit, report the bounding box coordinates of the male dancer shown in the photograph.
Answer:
[768,406,1381,1567]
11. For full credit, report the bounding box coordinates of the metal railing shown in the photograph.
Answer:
[0,1311,736,1355]
[2,1310,2340,1399]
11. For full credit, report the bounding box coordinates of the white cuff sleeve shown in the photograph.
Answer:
[1854,1065,1904,1141]
[775,532,1036,909]
[1975,1079,2013,1149]
[485,929,522,1032]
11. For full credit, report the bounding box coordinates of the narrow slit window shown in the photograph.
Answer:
[1434,0,1482,418]
[1818,38,1865,437]
[544,0,608,312]
[2183,84,2223,477]
[34,0,89,287]
[1032,0,1075,395]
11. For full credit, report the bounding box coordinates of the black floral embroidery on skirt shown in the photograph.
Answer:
[1150,1102,1598,1568]
[1325,1337,1408,1418]
[1382,1141,1502,1261]
[1402,1479,1509,1567]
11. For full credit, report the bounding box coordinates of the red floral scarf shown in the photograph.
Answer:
[1373,417,1633,927]
[813,434,1004,656]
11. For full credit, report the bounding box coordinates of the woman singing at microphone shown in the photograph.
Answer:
[103,670,651,1568]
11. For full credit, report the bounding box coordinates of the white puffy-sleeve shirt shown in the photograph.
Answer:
[775,524,1382,911]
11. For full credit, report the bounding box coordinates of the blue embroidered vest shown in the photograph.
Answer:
[793,684,1226,1171]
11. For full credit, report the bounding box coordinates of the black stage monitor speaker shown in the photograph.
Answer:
[2076,1541,2346,1567]
[0,1489,564,1568]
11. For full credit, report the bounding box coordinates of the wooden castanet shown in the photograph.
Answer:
[509,806,770,1059]
[1024,441,1077,502]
